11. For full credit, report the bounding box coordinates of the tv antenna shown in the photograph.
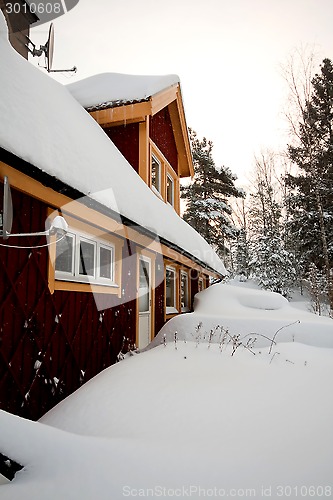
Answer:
[25,23,77,74]
[1,176,68,242]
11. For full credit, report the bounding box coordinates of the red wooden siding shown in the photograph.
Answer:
[104,123,140,173]
[150,109,178,174]
[0,186,137,420]
[154,253,165,334]
[0,182,208,420]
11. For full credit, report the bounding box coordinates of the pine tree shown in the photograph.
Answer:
[306,263,327,315]
[228,197,251,279]
[286,58,333,308]
[249,154,296,297]
[181,130,245,258]
[249,231,296,297]
[234,228,251,278]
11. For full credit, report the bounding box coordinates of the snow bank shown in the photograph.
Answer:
[194,282,289,313]
[67,73,180,109]
[1,279,332,497]
[149,283,333,349]
[1,340,332,499]
[0,11,225,275]
[0,409,180,500]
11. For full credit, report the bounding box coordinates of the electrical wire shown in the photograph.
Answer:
[0,233,66,250]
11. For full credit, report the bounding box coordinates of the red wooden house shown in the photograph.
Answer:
[0,11,225,420]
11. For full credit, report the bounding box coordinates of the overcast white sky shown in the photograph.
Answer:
[31,0,333,185]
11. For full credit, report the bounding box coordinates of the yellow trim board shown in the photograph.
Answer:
[90,101,151,127]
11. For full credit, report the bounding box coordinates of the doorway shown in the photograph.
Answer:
[138,255,152,349]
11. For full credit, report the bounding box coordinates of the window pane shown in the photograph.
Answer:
[181,272,188,309]
[55,234,74,274]
[166,175,174,205]
[151,155,160,192]
[139,259,150,312]
[99,246,112,279]
[166,268,175,308]
[139,259,149,288]
[79,240,95,277]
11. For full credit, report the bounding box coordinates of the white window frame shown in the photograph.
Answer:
[98,243,114,282]
[55,229,116,287]
[165,265,178,314]
[151,153,162,195]
[166,174,174,206]
[180,270,190,312]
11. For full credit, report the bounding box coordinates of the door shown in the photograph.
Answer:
[138,256,151,349]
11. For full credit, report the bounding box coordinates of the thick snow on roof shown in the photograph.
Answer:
[0,12,225,275]
[67,72,180,109]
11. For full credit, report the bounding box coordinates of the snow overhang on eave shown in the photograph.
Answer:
[88,83,194,179]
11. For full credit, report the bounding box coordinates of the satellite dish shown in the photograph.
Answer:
[25,23,76,74]
[1,176,13,240]
[46,23,54,72]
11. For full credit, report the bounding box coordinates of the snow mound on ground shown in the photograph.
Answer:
[148,283,333,350]
[194,283,288,313]
[1,342,331,499]
[0,409,177,499]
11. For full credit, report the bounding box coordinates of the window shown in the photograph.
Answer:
[139,257,150,313]
[151,154,161,193]
[180,271,190,312]
[99,245,113,280]
[55,230,115,286]
[166,174,174,206]
[150,142,179,214]
[78,237,96,277]
[165,266,178,314]
[55,234,74,275]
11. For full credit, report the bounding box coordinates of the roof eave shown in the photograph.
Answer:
[0,146,223,277]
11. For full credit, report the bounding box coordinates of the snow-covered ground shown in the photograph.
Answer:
[0,282,332,499]
[149,280,333,350]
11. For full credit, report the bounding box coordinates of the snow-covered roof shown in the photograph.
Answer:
[0,12,226,275]
[67,72,180,110]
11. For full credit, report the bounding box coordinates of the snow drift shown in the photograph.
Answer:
[148,282,333,350]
